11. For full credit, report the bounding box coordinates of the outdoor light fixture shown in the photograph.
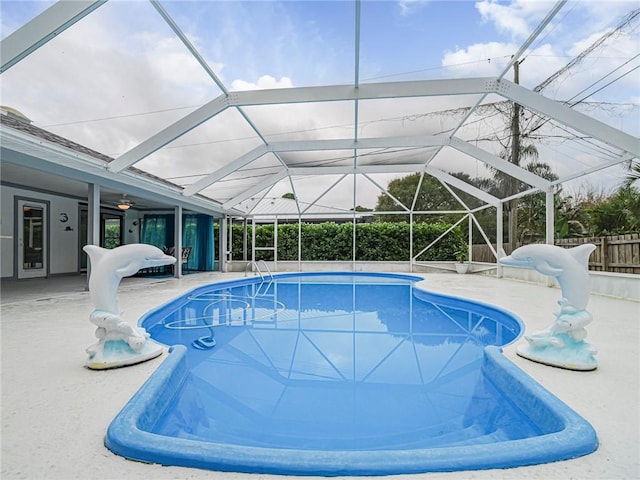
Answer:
[117,195,132,210]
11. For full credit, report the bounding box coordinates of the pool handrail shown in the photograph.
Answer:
[244,260,273,280]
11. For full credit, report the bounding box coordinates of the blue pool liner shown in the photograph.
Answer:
[105,344,598,476]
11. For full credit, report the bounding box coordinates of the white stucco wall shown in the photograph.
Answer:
[1,185,80,278]
[0,186,14,278]
[227,260,638,302]
[497,265,639,302]
[123,209,142,245]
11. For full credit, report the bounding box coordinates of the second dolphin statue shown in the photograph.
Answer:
[500,243,598,370]
[84,244,176,369]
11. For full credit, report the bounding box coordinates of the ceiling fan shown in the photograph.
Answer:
[116,194,133,210]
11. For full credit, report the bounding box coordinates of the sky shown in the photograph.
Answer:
[1,0,638,210]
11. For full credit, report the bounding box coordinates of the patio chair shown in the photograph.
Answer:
[180,247,191,272]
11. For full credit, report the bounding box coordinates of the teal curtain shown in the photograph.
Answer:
[183,214,215,271]
[140,214,174,250]
[142,213,214,270]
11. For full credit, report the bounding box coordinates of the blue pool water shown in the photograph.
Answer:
[106,272,598,475]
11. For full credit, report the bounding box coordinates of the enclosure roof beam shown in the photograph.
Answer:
[354,0,361,88]
[501,187,542,204]
[0,0,106,73]
[552,152,635,186]
[228,77,495,106]
[181,133,549,197]
[301,175,348,215]
[449,137,551,190]
[180,133,548,196]
[233,79,638,157]
[108,95,230,173]
[288,165,422,176]
[223,169,289,210]
[110,76,638,176]
[497,1,566,80]
[498,80,639,157]
[266,135,445,152]
[109,78,494,172]
[425,167,500,207]
[182,145,268,196]
[286,164,500,207]
[448,0,566,139]
[0,125,233,216]
[151,0,227,94]
[274,135,547,188]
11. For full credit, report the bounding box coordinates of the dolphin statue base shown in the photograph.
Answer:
[85,310,164,369]
[517,335,597,371]
[86,337,164,370]
[83,244,176,370]
[500,243,598,371]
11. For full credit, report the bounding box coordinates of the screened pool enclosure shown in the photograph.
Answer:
[1,1,638,275]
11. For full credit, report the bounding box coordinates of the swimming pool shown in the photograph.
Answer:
[106,272,597,475]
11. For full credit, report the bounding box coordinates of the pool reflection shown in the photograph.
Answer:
[146,275,527,450]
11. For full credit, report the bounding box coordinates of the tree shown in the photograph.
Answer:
[623,159,640,188]
[488,142,541,247]
[555,184,640,237]
[351,205,373,212]
[486,60,558,248]
[555,195,589,239]
[374,173,466,223]
[585,186,640,235]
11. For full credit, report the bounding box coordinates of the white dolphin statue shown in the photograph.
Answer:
[499,243,598,371]
[499,243,595,310]
[83,244,176,369]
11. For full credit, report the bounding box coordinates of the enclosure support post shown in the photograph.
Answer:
[545,189,555,245]
[297,217,302,272]
[87,183,100,248]
[274,216,278,271]
[86,183,100,289]
[251,218,256,266]
[497,202,503,278]
[545,188,555,286]
[174,205,182,278]
[468,214,473,262]
[220,216,228,272]
[409,212,414,272]
[242,218,247,262]
[352,174,357,272]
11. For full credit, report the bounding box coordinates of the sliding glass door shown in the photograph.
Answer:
[17,200,48,279]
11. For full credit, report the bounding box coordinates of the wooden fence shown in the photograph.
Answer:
[555,234,640,274]
[471,234,640,275]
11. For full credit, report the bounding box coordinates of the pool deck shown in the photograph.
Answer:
[1,272,638,480]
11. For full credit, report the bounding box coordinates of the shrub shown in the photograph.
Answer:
[227,221,464,261]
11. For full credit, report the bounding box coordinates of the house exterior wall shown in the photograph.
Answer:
[123,210,142,245]
[1,184,80,278]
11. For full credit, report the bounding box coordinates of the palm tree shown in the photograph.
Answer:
[489,142,540,249]
[623,159,640,187]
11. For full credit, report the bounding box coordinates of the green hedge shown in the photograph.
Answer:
[227,221,464,262]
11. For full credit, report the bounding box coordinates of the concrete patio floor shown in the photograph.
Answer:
[1,272,638,480]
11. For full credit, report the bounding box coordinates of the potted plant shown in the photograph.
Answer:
[454,249,469,274]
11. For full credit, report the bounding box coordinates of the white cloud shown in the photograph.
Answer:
[230,75,294,92]
[0,1,226,159]
[442,41,519,76]
[442,41,568,90]
[136,32,225,90]
[475,0,555,39]
[398,0,429,16]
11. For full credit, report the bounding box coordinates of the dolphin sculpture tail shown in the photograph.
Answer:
[567,244,597,271]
